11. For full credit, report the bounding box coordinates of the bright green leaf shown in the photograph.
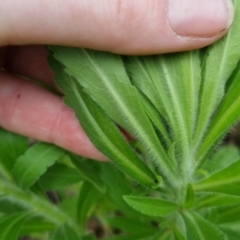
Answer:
[0,212,30,240]
[77,181,102,228]
[12,142,65,190]
[184,184,195,208]
[0,128,28,180]
[194,159,240,195]
[49,223,81,240]
[197,193,240,208]
[181,210,227,240]
[123,196,178,217]
[38,162,82,190]
[195,0,240,151]
[69,154,106,193]
[49,46,177,184]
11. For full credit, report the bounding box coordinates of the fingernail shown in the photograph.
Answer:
[168,0,234,37]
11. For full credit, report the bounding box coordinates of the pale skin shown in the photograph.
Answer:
[0,0,234,160]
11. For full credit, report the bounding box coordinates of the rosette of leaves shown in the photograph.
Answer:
[48,1,240,239]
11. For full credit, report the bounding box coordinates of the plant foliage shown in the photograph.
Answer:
[1,0,240,239]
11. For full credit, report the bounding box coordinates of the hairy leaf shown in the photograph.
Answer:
[49,46,177,184]
[49,58,159,188]
[194,159,240,195]
[195,0,240,149]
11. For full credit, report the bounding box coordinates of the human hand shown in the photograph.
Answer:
[0,0,234,160]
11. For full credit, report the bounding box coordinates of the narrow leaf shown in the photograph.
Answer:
[49,58,159,189]
[181,210,227,240]
[198,69,240,161]
[195,0,240,148]
[69,154,106,193]
[0,212,30,240]
[123,196,177,217]
[12,142,65,190]
[49,223,81,240]
[194,159,240,196]
[197,193,240,209]
[77,181,102,227]
[49,47,177,184]
[184,184,195,208]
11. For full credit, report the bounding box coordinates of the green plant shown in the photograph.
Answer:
[1,0,240,239]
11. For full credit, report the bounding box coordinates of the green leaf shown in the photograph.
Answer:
[49,58,159,189]
[38,162,82,190]
[0,179,72,225]
[198,69,240,161]
[123,196,178,217]
[216,205,240,224]
[19,217,55,235]
[127,51,201,175]
[184,184,195,208]
[197,193,240,208]
[181,210,227,240]
[49,46,177,184]
[49,223,82,240]
[77,181,102,228]
[0,212,30,240]
[202,145,240,173]
[82,233,97,240]
[107,216,157,236]
[219,222,240,240]
[194,159,240,195]
[101,163,139,217]
[195,0,240,150]
[0,128,28,180]
[69,154,106,193]
[12,142,65,190]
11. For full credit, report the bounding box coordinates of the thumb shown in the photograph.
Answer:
[0,0,234,54]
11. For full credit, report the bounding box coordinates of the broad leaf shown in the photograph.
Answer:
[12,142,65,190]
[181,210,227,240]
[0,212,30,240]
[194,159,240,195]
[49,223,81,240]
[38,162,82,190]
[123,196,177,217]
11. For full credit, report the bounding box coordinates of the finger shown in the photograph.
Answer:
[2,46,56,88]
[0,0,234,54]
[0,72,107,161]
